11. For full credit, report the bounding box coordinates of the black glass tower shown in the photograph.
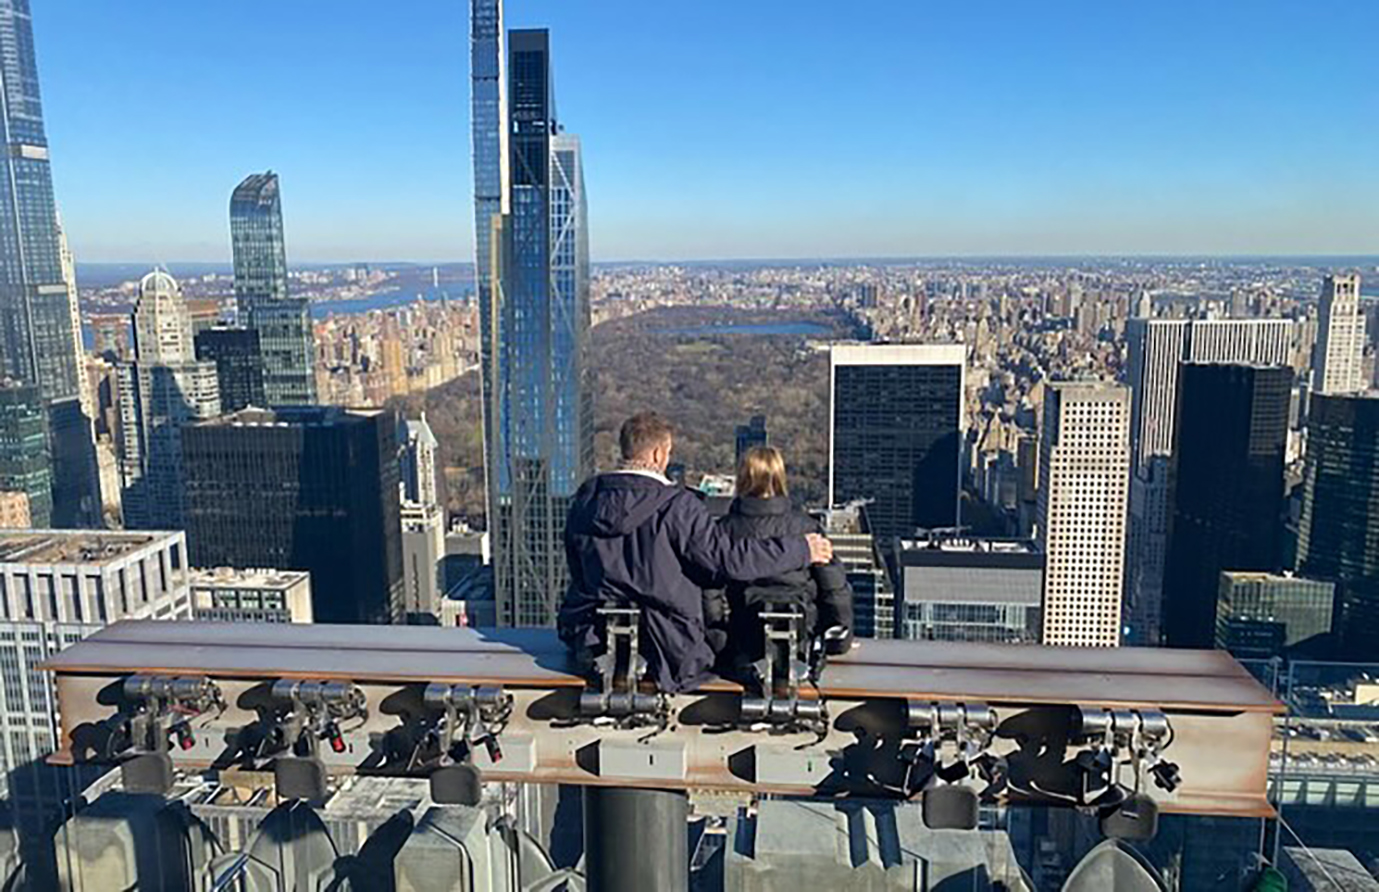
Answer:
[829,345,966,541]
[1162,363,1290,649]
[195,327,267,413]
[1297,393,1379,659]
[182,407,403,625]
[735,415,768,465]
[230,172,316,407]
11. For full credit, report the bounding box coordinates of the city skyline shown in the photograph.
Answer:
[29,0,1379,263]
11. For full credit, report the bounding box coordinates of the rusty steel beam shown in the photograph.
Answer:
[43,621,1281,819]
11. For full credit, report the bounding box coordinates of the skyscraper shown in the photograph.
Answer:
[1296,393,1379,659]
[230,172,317,406]
[735,415,768,465]
[1125,318,1294,470]
[1037,382,1130,648]
[474,15,594,627]
[194,327,267,413]
[1123,317,1293,644]
[1313,273,1365,396]
[829,344,966,541]
[1161,364,1290,649]
[1,0,100,530]
[0,0,82,405]
[116,271,221,530]
[399,414,441,508]
[182,407,403,625]
[1215,571,1334,660]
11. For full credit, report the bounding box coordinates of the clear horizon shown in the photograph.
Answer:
[35,0,1379,264]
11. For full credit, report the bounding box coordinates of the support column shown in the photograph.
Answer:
[583,787,687,892]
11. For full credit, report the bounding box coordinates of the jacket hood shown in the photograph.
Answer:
[571,472,683,537]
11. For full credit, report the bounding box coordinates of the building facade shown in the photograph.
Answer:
[399,414,440,509]
[817,501,895,639]
[0,530,192,845]
[1123,317,1293,644]
[1314,273,1365,396]
[195,327,267,413]
[182,407,403,625]
[1214,571,1334,660]
[896,536,1042,643]
[478,25,594,627]
[1296,393,1379,659]
[116,271,221,530]
[0,492,28,529]
[189,567,313,623]
[1162,364,1290,649]
[829,344,966,542]
[1037,382,1130,647]
[230,172,316,406]
[0,383,50,528]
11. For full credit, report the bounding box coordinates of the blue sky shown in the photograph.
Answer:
[34,0,1379,263]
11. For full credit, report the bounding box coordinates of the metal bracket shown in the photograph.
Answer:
[265,679,367,758]
[897,700,998,796]
[415,683,512,769]
[117,674,224,757]
[740,605,827,736]
[578,607,668,729]
[1072,706,1178,807]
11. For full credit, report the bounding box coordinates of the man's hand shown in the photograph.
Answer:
[805,533,834,565]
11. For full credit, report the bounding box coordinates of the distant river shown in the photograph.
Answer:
[310,289,450,319]
[649,321,832,337]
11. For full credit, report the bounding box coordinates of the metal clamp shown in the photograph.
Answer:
[418,683,512,767]
[265,679,367,758]
[897,700,999,795]
[118,674,224,756]
[1072,706,1179,806]
[741,605,828,735]
[579,607,668,729]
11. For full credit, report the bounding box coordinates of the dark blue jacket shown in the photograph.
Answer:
[559,472,811,692]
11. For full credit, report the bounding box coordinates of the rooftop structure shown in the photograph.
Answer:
[188,566,313,624]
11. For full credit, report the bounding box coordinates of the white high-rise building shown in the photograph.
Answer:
[116,271,221,529]
[1037,382,1130,648]
[1125,318,1294,470]
[399,414,441,510]
[1314,273,1365,396]
[1123,317,1294,645]
[0,530,192,832]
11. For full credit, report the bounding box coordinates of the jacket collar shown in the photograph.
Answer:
[732,495,790,517]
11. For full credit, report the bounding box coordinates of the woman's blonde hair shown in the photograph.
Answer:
[737,446,789,499]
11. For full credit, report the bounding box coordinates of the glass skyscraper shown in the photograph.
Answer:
[230,172,317,406]
[1297,393,1379,659]
[472,8,593,626]
[0,0,81,406]
[1162,363,1291,649]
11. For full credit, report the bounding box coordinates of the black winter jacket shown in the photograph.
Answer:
[558,472,811,693]
[715,496,855,663]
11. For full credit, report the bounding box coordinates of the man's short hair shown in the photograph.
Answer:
[620,412,673,460]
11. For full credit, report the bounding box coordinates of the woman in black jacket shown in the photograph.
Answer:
[712,446,854,674]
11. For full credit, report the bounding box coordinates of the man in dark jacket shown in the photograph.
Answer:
[559,412,833,693]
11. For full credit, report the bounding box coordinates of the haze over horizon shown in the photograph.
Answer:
[35,0,1379,264]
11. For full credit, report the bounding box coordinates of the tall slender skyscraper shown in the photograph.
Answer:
[1297,393,1379,659]
[1123,317,1293,644]
[230,172,317,406]
[1313,273,1365,396]
[0,0,81,405]
[829,344,966,541]
[1,1,101,529]
[474,14,593,626]
[1037,382,1130,648]
[1161,364,1289,649]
